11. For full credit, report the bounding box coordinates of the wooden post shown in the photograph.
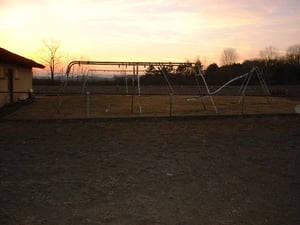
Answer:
[169,93,173,117]
[241,95,245,115]
[131,95,134,114]
[86,91,90,118]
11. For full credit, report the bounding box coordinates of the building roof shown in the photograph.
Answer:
[0,47,45,69]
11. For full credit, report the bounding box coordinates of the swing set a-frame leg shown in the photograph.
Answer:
[237,67,272,104]
[195,64,218,114]
[237,71,253,104]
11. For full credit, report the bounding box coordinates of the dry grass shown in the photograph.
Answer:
[2,94,299,119]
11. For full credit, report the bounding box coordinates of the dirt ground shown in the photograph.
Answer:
[0,115,299,225]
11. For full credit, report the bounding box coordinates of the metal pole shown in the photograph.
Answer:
[136,65,143,115]
[194,74,207,111]
[125,70,129,95]
[131,65,135,114]
[161,68,174,94]
[238,72,252,104]
[137,65,141,96]
[196,64,218,114]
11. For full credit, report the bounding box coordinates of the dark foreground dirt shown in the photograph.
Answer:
[0,116,300,225]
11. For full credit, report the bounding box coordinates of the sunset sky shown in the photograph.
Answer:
[1,0,300,67]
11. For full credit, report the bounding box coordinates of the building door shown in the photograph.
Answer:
[7,69,14,103]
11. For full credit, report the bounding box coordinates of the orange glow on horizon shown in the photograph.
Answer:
[1,0,300,67]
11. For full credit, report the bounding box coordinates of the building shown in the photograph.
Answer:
[0,47,45,107]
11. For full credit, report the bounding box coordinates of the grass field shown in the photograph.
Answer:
[2,94,299,119]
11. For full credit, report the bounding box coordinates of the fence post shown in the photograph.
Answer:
[86,91,90,118]
[241,95,245,115]
[131,95,134,114]
[169,93,173,117]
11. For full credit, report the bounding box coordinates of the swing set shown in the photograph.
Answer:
[191,63,272,113]
[58,60,272,116]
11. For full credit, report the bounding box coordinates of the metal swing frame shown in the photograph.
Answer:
[58,60,271,115]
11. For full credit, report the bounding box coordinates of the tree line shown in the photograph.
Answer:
[141,45,300,86]
[39,40,300,86]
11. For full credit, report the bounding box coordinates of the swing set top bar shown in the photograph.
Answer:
[86,69,146,73]
[66,60,195,77]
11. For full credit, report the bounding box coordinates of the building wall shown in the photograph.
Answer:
[0,63,33,107]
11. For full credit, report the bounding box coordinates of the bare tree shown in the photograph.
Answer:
[286,44,300,64]
[221,48,238,65]
[260,46,279,61]
[41,39,61,80]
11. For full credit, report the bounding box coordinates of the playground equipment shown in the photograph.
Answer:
[120,64,129,95]
[59,61,186,114]
[58,60,272,116]
[62,61,186,90]
[190,63,272,113]
[81,68,134,95]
